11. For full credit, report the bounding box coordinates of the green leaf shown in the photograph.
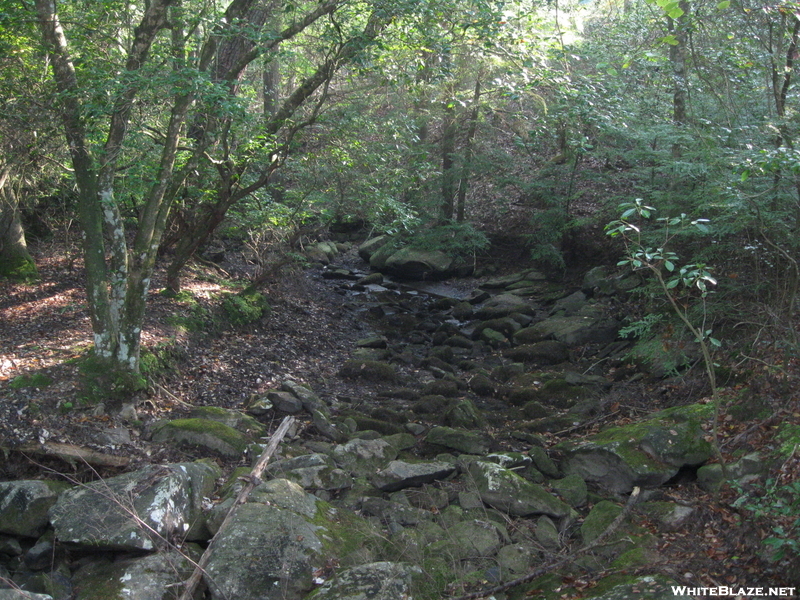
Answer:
[666,278,680,289]
[664,260,675,271]
[710,337,722,347]
[717,0,730,8]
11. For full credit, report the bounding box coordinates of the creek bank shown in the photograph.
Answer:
[0,254,771,600]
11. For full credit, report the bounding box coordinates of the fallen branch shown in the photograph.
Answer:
[447,486,641,600]
[17,441,130,468]
[178,415,295,600]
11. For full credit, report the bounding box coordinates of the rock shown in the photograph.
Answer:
[0,592,53,600]
[307,561,422,600]
[0,480,69,537]
[71,550,196,600]
[356,336,388,349]
[371,460,456,492]
[528,446,561,479]
[430,519,503,559]
[426,426,491,455]
[443,398,486,428]
[189,405,265,437]
[472,317,522,340]
[281,379,323,411]
[480,328,508,348]
[558,404,714,494]
[466,461,571,518]
[581,500,622,544]
[640,501,695,531]
[497,543,539,580]
[266,390,303,413]
[332,438,398,477]
[515,315,620,347]
[551,474,588,507]
[503,341,570,364]
[383,248,453,279]
[475,294,536,319]
[151,418,249,458]
[204,503,323,600]
[360,498,433,527]
[268,453,353,491]
[468,373,495,396]
[49,461,220,550]
[535,515,561,549]
[339,360,397,382]
[582,266,615,295]
[481,270,546,289]
[246,394,273,415]
[358,235,392,262]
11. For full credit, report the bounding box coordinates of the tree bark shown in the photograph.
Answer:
[455,75,482,223]
[0,167,37,280]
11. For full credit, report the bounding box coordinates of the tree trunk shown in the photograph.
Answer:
[0,168,37,280]
[441,97,457,221]
[668,0,689,159]
[455,75,482,223]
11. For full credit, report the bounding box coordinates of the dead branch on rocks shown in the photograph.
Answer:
[178,415,295,600]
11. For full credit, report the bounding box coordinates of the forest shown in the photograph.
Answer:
[1,0,800,597]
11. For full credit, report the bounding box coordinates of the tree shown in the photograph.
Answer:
[31,0,390,391]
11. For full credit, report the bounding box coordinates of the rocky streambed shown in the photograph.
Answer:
[0,242,775,600]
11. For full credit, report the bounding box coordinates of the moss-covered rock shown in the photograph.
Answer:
[151,418,249,458]
[339,359,397,382]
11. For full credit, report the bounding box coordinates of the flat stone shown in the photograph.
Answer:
[371,460,456,492]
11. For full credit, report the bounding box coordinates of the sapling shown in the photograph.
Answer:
[606,199,727,473]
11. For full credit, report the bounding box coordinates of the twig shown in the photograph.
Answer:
[152,381,193,407]
[178,416,295,600]
[447,487,641,600]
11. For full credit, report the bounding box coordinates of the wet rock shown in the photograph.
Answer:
[0,480,69,538]
[371,460,456,492]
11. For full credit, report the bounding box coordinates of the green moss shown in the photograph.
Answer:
[9,372,53,389]
[219,291,270,328]
[339,359,397,382]
[162,418,247,450]
[776,423,800,457]
[611,547,650,569]
[0,255,38,282]
[77,352,146,404]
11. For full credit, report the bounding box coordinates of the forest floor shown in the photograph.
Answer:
[1,239,799,597]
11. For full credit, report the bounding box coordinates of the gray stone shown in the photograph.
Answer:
[551,474,588,507]
[581,500,622,544]
[360,498,433,527]
[204,504,323,600]
[371,460,456,492]
[535,515,561,549]
[71,550,196,600]
[426,426,491,455]
[189,406,266,437]
[358,235,392,261]
[332,438,398,477]
[151,418,249,458]
[466,461,570,518]
[384,248,453,279]
[281,379,323,411]
[431,519,503,560]
[0,592,53,600]
[307,561,422,600]
[514,315,620,347]
[503,341,569,364]
[49,461,220,550]
[267,390,304,413]
[0,480,68,537]
[497,543,539,580]
[558,405,713,494]
[528,446,560,478]
[475,294,536,319]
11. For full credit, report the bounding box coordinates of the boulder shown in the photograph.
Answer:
[426,426,491,454]
[514,315,620,347]
[475,294,536,319]
[331,438,398,477]
[49,461,220,550]
[371,460,456,492]
[0,480,69,537]
[383,248,453,279]
[358,235,392,262]
[429,519,504,560]
[268,454,353,491]
[466,461,571,518]
[558,404,714,494]
[189,405,265,437]
[204,504,323,600]
[71,550,196,600]
[151,418,249,458]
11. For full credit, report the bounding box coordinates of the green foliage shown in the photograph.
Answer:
[219,291,271,328]
[527,208,575,272]
[618,313,665,340]
[406,222,489,259]
[0,255,39,282]
[733,478,800,563]
[9,372,53,389]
